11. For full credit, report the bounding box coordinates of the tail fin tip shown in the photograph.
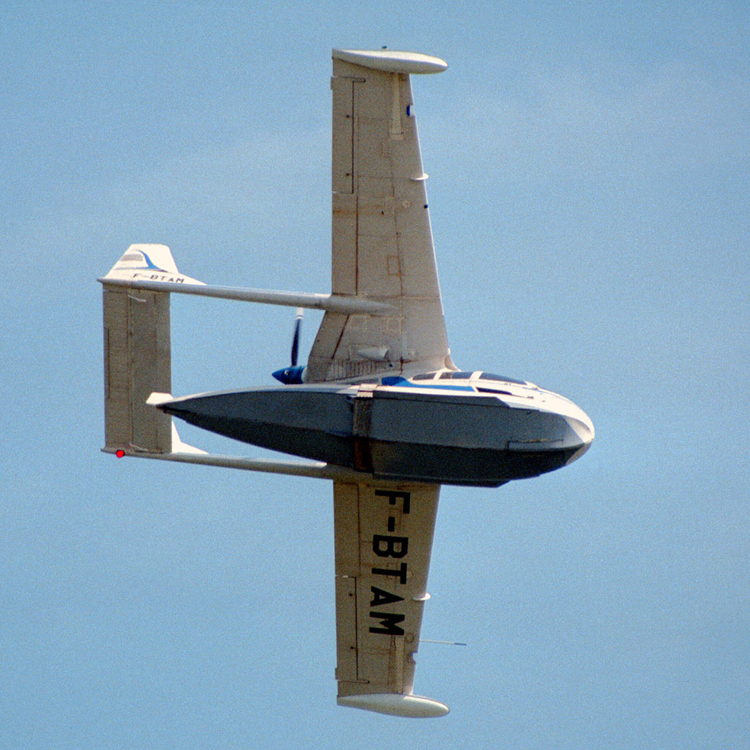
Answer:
[103,243,179,281]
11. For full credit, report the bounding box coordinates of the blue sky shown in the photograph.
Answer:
[2,2,749,748]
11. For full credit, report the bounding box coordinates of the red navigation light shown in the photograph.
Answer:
[116,449,125,458]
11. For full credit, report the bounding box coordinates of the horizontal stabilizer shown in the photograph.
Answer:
[102,285,171,453]
[337,693,449,718]
[101,244,192,454]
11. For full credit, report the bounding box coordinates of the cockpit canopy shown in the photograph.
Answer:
[410,370,529,386]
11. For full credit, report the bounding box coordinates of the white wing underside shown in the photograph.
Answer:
[322,51,449,718]
[306,52,452,383]
[333,480,447,717]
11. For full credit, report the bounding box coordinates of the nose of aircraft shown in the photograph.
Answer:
[565,406,595,465]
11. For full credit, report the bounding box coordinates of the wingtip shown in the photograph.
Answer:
[332,49,448,74]
[337,693,449,718]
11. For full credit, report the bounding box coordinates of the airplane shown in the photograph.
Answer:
[98,48,595,719]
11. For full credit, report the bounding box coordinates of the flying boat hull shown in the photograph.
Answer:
[160,384,593,487]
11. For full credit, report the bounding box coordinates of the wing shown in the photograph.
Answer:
[333,480,449,717]
[306,50,452,383]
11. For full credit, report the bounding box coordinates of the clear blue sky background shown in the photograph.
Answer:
[2,2,749,748]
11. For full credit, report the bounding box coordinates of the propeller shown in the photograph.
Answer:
[272,308,306,384]
[290,308,302,367]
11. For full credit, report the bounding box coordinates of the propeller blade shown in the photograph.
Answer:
[291,308,303,367]
[272,309,306,384]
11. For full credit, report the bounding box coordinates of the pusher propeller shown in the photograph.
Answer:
[272,308,306,384]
